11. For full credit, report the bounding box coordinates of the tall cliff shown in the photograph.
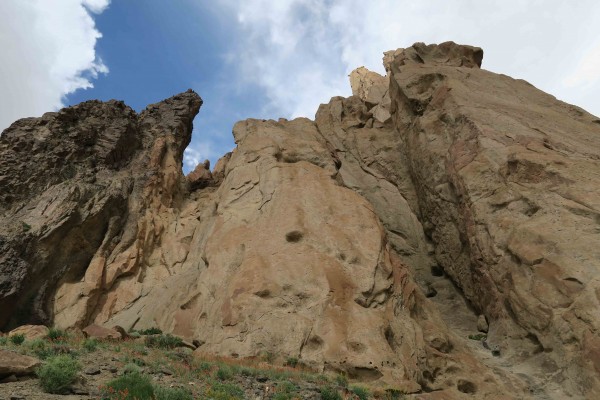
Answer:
[1,42,599,399]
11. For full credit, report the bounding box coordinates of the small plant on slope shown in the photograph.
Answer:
[36,355,80,394]
[102,371,154,400]
[9,333,25,345]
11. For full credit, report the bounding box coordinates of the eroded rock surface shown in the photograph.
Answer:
[1,42,599,399]
[0,90,201,329]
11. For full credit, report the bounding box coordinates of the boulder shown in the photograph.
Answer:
[8,325,49,340]
[0,350,40,377]
[477,315,489,333]
[187,159,213,190]
[82,324,122,340]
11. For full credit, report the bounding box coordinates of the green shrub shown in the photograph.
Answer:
[138,327,163,335]
[36,355,80,394]
[82,338,99,352]
[334,373,348,388]
[154,385,193,400]
[102,372,154,400]
[215,365,233,381]
[10,334,25,345]
[0,336,7,346]
[206,382,244,400]
[47,327,67,341]
[285,356,299,367]
[350,385,370,400]
[144,334,182,349]
[320,386,342,400]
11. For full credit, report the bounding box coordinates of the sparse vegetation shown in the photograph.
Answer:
[285,356,299,367]
[82,337,99,352]
[27,338,57,359]
[102,371,154,400]
[0,327,382,399]
[0,336,7,346]
[36,355,80,394]
[206,381,245,400]
[350,385,371,400]
[260,350,276,363]
[273,380,300,400]
[334,373,348,388]
[381,388,404,400]
[144,333,183,349]
[46,327,68,341]
[215,365,234,381]
[154,385,193,400]
[320,385,343,400]
[137,327,163,335]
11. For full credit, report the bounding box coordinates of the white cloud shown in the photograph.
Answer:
[0,0,110,132]
[183,137,218,172]
[218,0,600,118]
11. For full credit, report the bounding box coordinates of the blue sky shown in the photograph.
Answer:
[65,1,267,171]
[2,1,600,173]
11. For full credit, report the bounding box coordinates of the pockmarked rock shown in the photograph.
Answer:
[1,42,600,399]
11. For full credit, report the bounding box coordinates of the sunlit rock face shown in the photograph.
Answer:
[1,42,599,399]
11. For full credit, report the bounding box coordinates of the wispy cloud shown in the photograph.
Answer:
[0,0,110,132]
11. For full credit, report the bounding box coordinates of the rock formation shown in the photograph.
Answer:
[1,42,599,399]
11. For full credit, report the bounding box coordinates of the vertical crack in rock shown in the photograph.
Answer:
[1,42,600,399]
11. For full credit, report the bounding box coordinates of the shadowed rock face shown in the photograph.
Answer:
[0,90,201,328]
[1,42,600,398]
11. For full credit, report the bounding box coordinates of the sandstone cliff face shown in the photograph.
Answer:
[1,42,599,399]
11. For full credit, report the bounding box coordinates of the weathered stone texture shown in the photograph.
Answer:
[1,42,599,399]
